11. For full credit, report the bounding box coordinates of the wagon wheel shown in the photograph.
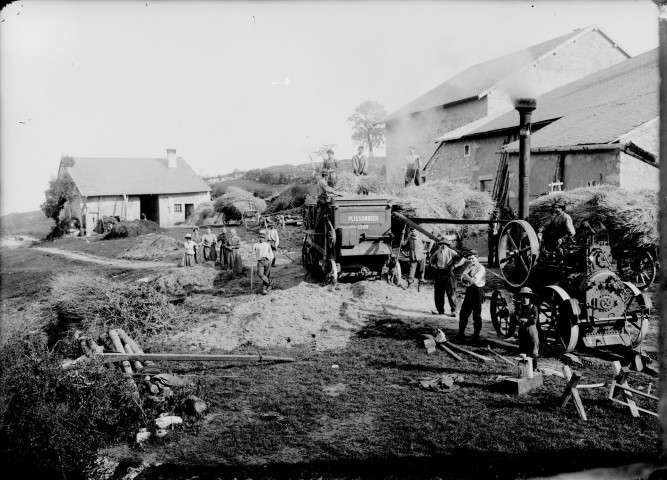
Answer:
[618,250,656,290]
[325,258,339,285]
[491,290,516,339]
[537,286,580,353]
[623,282,651,348]
[497,220,540,288]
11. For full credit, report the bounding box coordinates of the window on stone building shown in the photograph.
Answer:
[480,179,492,192]
[174,204,183,213]
[464,144,470,157]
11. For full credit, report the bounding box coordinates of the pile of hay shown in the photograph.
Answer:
[334,172,389,195]
[391,180,495,237]
[183,201,225,226]
[104,219,162,238]
[120,234,182,260]
[214,186,266,221]
[527,186,658,249]
[266,184,316,213]
[154,267,221,295]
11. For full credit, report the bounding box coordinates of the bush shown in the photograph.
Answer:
[45,217,81,241]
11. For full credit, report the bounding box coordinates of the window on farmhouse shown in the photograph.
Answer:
[480,179,492,192]
[464,145,470,156]
[174,204,182,213]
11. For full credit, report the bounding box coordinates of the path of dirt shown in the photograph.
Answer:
[32,246,178,269]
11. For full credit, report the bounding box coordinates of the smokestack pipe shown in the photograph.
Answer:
[515,99,536,219]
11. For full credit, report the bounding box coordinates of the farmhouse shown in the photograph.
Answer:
[383,26,630,187]
[58,149,211,232]
[425,48,659,212]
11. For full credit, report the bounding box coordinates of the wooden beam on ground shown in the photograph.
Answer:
[560,365,587,421]
[444,342,494,363]
[97,353,296,364]
[482,336,519,350]
[486,346,514,366]
[108,329,134,375]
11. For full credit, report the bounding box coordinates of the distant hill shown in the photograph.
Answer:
[1,210,53,238]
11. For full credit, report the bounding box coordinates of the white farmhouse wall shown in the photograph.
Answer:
[158,192,210,227]
[619,153,659,191]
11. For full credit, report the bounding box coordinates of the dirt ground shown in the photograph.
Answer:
[1,225,663,480]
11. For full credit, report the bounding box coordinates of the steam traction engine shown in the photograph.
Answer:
[490,220,652,353]
[302,195,393,284]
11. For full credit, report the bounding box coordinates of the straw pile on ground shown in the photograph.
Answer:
[120,234,182,260]
[266,184,316,213]
[527,185,658,249]
[214,187,266,221]
[334,172,389,195]
[104,219,162,238]
[391,180,495,238]
[183,201,225,226]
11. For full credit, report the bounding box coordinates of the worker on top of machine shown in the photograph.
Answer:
[322,148,339,183]
[457,250,486,340]
[514,287,540,371]
[352,145,368,176]
[538,202,575,250]
[317,168,343,201]
[430,239,465,316]
[404,147,422,187]
[401,227,426,288]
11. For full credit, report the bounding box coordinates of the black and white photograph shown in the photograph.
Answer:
[1,1,665,479]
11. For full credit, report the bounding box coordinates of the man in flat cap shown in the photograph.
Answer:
[352,145,368,176]
[538,202,575,250]
[429,239,465,316]
[457,250,486,340]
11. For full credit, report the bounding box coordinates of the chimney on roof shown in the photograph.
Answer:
[167,148,177,169]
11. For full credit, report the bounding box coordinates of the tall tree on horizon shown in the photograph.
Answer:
[347,101,388,158]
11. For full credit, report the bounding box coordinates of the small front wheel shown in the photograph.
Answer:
[491,290,516,339]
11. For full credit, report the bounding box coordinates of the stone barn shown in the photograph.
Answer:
[425,49,659,212]
[383,25,630,187]
[58,148,211,233]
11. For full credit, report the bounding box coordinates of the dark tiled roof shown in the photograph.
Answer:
[469,49,659,150]
[384,27,595,121]
[65,157,211,196]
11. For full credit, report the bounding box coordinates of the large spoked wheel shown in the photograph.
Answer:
[325,258,339,285]
[618,250,656,291]
[623,282,651,348]
[491,290,516,339]
[538,286,580,353]
[497,220,540,288]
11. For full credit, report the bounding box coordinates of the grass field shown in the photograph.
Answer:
[0,210,53,238]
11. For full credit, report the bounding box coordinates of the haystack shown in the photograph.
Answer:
[390,180,495,238]
[214,186,266,221]
[104,219,162,238]
[120,234,182,260]
[334,172,389,195]
[183,201,225,226]
[527,185,658,249]
[154,267,221,295]
[266,184,316,213]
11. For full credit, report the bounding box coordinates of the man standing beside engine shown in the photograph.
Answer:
[457,250,486,340]
[401,227,425,289]
[430,239,465,316]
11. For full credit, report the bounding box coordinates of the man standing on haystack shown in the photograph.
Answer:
[201,227,218,262]
[322,148,339,184]
[457,250,486,340]
[405,147,422,187]
[430,239,465,316]
[251,231,274,295]
[401,227,425,288]
[352,145,368,176]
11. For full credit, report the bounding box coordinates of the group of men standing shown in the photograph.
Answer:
[400,227,487,340]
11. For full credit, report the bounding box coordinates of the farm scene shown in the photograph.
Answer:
[1,2,665,480]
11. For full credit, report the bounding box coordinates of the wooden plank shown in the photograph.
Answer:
[482,336,519,350]
[486,346,514,366]
[576,383,606,389]
[445,342,494,363]
[437,343,463,362]
[108,329,133,375]
[612,383,659,401]
[97,353,295,363]
[609,397,660,418]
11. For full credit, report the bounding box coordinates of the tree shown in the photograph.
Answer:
[41,156,78,223]
[347,100,388,158]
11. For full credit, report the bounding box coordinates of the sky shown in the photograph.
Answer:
[0,0,659,215]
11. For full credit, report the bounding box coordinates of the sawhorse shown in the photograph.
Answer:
[609,361,658,418]
[560,365,605,421]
